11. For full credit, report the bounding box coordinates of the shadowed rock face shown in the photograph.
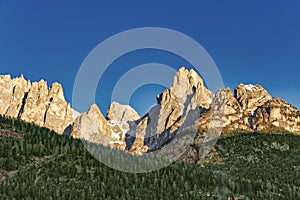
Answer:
[120,67,212,154]
[1,67,300,158]
[0,75,75,134]
[68,67,211,155]
[155,67,212,134]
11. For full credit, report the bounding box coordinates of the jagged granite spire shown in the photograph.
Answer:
[0,75,75,134]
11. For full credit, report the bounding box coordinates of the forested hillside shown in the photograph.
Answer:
[0,116,299,199]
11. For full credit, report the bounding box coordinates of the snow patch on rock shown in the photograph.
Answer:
[244,84,255,91]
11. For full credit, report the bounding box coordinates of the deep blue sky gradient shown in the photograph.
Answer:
[0,0,299,115]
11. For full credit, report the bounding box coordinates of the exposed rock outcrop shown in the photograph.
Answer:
[198,88,251,134]
[44,83,74,134]
[106,101,140,123]
[1,66,300,161]
[20,80,50,127]
[67,67,210,155]
[5,75,31,118]
[70,102,140,150]
[198,83,275,135]
[125,67,211,154]
[70,104,114,146]
[251,98,300,134]
[69,102,140,150]
[234,84,272,115]
[0,75,14,116]
[0,75,74,134]
[156,67,212,134]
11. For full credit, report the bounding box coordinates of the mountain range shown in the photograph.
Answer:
[1,67,299,160]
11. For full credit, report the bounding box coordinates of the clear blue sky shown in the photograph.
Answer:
[0,0,299,115]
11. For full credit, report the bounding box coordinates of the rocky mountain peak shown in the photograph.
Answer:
[213,88,241,115]
[1,68,300,159]
[171,67,203,97]
[234,83,272,114]
[157,67,212,109]
[5,75,31,118]
[70,103,110,140]
[106,101,140,123]
[198,87,251,134]
[48,82,64,99]
[0,75,74,134]
[0,75,14,115]
[251,98,300,134]
[69,102,137,150]
[154,67,212,135]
